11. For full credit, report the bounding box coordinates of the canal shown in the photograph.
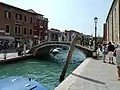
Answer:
[0,48,86,90]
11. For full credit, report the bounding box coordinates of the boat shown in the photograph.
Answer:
[55,48,62,51]
[62,46,69,50]
[0,76,49,90]
[52,48,59,53]
[52,48,62,53]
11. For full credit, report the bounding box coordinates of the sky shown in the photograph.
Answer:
[0,0,113,36]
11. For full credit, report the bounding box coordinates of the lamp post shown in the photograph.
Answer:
[94,17,98,59]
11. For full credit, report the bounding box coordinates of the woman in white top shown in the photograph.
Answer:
[114,45,120,80]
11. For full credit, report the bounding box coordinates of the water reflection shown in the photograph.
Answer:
[0,48,86,90]
[50,48,86,65]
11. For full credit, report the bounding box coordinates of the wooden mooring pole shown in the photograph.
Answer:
[59,34,78,83]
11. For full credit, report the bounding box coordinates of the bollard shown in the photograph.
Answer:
[4,50,6,60]
[18,48,22,56]
[23,44,26,56]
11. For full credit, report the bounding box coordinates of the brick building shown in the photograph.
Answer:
[0,2,48,48]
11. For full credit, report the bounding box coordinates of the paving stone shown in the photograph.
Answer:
[55,56,120,90]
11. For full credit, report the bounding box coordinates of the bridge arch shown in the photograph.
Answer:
[28,41,93,57]
[34,44,69,56]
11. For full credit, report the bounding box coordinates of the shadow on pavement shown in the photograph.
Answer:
[71,73,106,85]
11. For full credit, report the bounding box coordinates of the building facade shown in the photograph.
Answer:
[0,2,48,48]
[105,0,120,44]
[103,23,107,42]
[33,12,48,45]
[48,28,61,41]
[64,30,82,44]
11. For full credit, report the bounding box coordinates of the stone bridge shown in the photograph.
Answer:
[28,41,93,57]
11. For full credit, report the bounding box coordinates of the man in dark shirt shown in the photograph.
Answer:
[108,42,115,64]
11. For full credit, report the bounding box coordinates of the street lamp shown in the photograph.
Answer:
[94,17,98,59]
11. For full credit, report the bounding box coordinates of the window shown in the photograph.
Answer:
[34,30,38,35]
[5,25,9,33]
[30,29,32,35]
[34,19,37,23]
[15,26,21,34]
[15,27,17,33]
[30,17,32,23]
[44,22,48,27]
[19,14,22,20]
[39,21,43,25]
[5,11,11,18]
[15,13,18,19]
[18,27,20,34]
[24,28,27,34]
[24,16,26,22]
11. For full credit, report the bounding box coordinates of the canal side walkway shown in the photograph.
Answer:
[55,57,120,90]
[0,51,33,63]
[0,52,18,60]
[0,48,18,60]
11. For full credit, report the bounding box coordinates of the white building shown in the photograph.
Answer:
[106,0,120,44]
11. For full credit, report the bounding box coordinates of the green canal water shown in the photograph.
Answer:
[0,48,86,90]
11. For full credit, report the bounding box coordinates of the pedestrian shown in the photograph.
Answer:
[102,43,108,63]
[113,45,120,80]
[112,42,117,49]
[108,42,115,64]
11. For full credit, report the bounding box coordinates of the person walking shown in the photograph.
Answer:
[102,43,108,63]
[108,42,115,64]
[97,44,103,59]
[113,45,120,80]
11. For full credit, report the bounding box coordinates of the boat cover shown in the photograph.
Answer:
[0,76,49,90]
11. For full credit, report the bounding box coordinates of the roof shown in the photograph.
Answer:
[0,2,44,16]
[67,30,81,34]
[106,0,116,22]
[27,9,37,13]
[50,28,60,32]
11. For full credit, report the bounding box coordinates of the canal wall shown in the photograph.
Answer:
[54,58,91,90]
[0,54,33,64]
[55,56,120,90]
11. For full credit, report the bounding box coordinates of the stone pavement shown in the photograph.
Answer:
[0,52,18,60]
[55,57,120,90]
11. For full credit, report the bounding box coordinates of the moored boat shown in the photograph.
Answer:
[52,48,61,53]
[0,76,49,90]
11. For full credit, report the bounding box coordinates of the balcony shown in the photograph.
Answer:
[34,35,38,38]
[0,30,5,36]
[15,20,22,25]
[0,30,5,33]
[5,33,10,35]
